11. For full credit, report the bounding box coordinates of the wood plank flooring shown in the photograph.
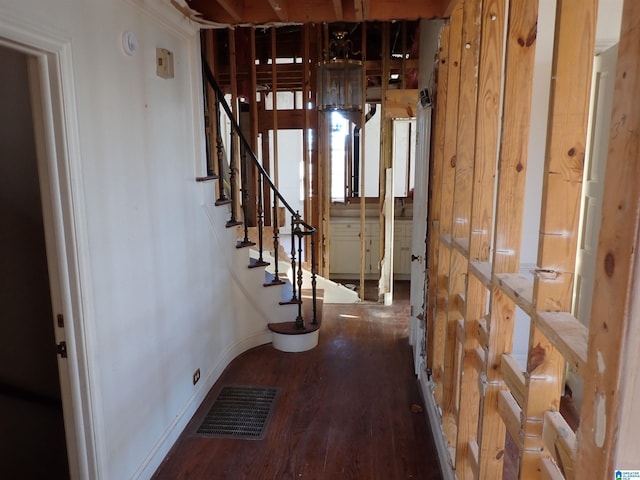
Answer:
[153,285,443,480]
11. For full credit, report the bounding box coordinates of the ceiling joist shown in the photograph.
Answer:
[267,0,289,22]
[332,0,344,21]
[185,0,448,24]
[214,0,242,22]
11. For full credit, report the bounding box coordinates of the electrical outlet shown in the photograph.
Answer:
[192,368,200,385]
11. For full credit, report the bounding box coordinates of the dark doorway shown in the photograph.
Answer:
[0,45,70,479]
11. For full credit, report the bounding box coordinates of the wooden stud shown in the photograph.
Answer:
[271,28,279,191]
[320,24,331,278]
[303,24,312,258]
[214,0,242,22]
[359,22,368,301]
[229,28,240,223]
[450,0,482,243]
[522,1,596,476]
[443,0,483,467]
[247,27,259,225]
[575,2,640,477]
[332,0,343,21]
[377,22,391,302]
[427,17,448,369]
[267,0,288,22]
[431,1,464,415]
[455,1,508,476]
[497,389,522,453]
[542,411,576,480]
[476,1,539,476]
[501,353,525,407]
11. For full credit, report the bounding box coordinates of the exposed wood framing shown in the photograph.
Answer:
[359,22,368,301]
[432,2,464,409]
[575,1,640,477]
[303,24,312,262]
[426,20,450,379]
[267,0,289,22]
[424,0,611,476]
[455,1,507,476]
[521,1,596,475]
[476,1,538,476]
[320,24,331,278]
[332,0,344,21]
[442,0,483,457]
[383,89,419,118]
[310,24,321,270]
[271,28,279,192]
[229,28,240,223]
[214,0,242,22]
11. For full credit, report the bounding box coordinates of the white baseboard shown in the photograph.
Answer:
[133,330,272,479]
[419,373,457,480]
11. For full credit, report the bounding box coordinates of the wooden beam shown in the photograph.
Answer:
[214,0,242,22]
[431,0,463,413]
[542,411,576,480]
[383,89,419,118]
[575,1,640,477]
[354,0,364,21]
[453,1,505,473]
[303,24,312,256]
[498,389,522,453]
[271,28,279,190]
[332,0,344,21]
[377,22,391,302]
[491,0,538,275]
[501,353,525,407]
[229,28,240,223]
[358,22,367,300]
[426,22,451,371]
[522,0,596,476]
[267,0,288,22]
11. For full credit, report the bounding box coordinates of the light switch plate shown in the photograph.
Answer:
[156,48,174,79]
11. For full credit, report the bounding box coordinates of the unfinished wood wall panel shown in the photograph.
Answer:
[521,0,596,476]
[533,0,597,312]
[423,0,637,478]
[450,0,482,243]
[426,21,450,376]
[575,1,640,477]
[455,1,507,476]
[476,1,539,477]
[432,0,464,409]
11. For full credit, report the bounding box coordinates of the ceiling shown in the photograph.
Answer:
[184,0,455,25]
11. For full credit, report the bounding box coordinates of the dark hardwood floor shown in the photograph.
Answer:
[153,282,443,480]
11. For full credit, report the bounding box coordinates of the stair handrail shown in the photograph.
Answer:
[201,55,318,329]
[201,57,316,234]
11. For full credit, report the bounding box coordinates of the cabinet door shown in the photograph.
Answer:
[329,231,361,275]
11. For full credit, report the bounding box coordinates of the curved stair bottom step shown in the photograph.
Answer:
[268,320,320,353]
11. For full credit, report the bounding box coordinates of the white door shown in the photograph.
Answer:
[568,44,618,409]
[409,103,432,374]
[573,44,618,326]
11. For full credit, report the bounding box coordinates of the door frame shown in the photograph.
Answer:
[0,14,101,480]
[409,101,432,375]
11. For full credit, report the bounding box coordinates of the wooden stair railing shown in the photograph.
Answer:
[201,56,318,331]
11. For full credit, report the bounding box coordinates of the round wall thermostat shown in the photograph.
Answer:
[122,31,138,56]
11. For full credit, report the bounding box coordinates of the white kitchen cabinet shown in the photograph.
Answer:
[329,220,380,278]
[329,219,411,279]
[393,221,413,277]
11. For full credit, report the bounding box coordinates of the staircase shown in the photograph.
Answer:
[198,57,333,352]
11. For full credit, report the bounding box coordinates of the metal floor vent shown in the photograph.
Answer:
[195,386,278,440]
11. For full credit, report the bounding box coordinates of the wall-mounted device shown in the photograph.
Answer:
[156,48,174,79]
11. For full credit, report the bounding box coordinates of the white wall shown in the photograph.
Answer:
[0,1,276,479]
